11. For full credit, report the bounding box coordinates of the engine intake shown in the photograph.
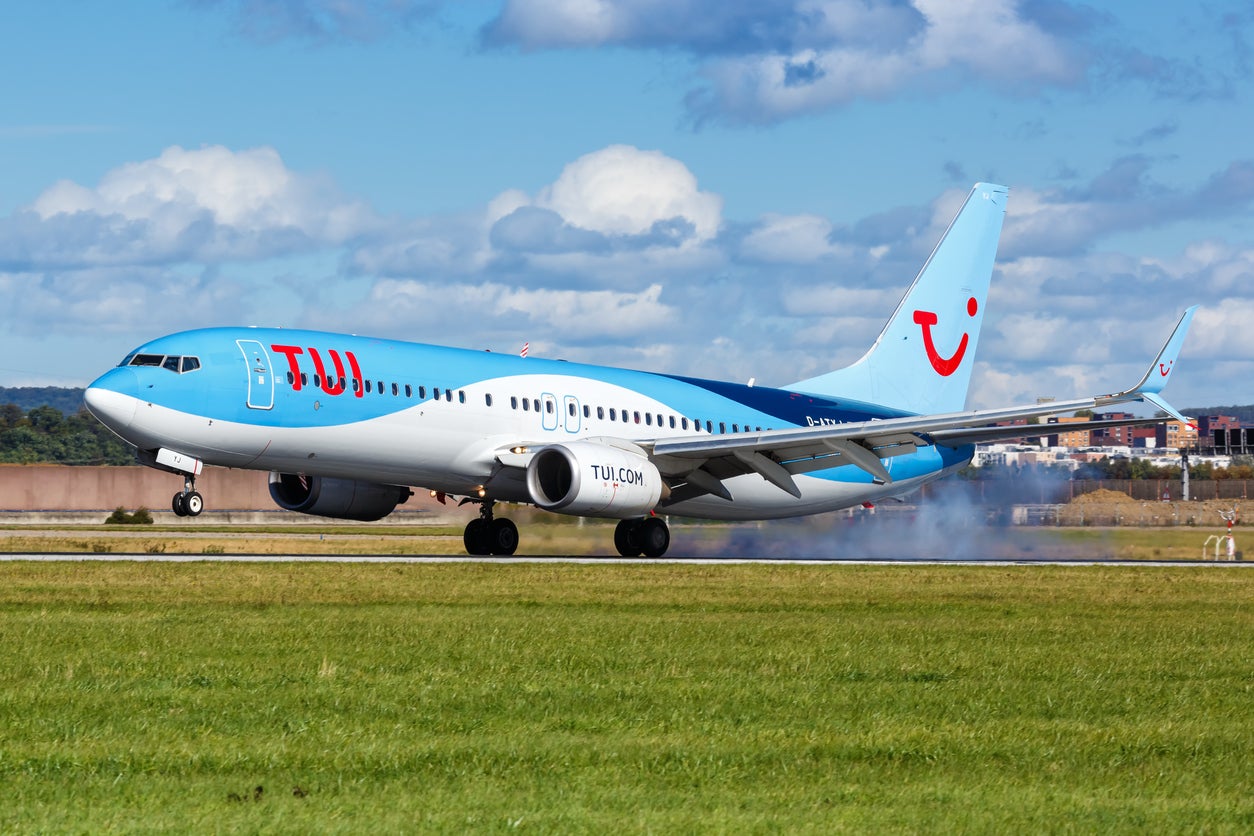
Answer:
[269,473,411,521]
[526,442,663,518]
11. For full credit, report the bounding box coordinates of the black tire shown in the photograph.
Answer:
[489,518,519,556]
[172,492,188,517]
[463,518,491,555]
[638,517,670,558]
[185,491,204,517]
[614,519,643,557]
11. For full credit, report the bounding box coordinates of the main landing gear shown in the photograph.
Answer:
[171,474,204,517]
[463,501,519,556]
[614,517,670,558]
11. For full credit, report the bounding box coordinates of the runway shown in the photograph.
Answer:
[0,553,1248,567]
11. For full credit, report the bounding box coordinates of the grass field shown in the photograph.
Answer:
[0,561,1249,832]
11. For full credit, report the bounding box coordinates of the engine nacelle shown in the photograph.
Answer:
[268,473,411,521]
[526,441,663,518]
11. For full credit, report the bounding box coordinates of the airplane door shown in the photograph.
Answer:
[563,395,581,433]
[237,340,274,410]
[541,393,558,431]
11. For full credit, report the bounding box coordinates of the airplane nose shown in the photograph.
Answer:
[84,368,139,432]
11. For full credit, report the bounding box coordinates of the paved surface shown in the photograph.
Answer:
[0,553,1249,567]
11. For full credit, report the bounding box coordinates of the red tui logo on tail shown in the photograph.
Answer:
[913,297,978,377]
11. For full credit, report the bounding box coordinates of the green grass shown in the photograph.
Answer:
[0,563,1249,832]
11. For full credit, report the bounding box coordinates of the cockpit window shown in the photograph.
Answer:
[124,354,201,374]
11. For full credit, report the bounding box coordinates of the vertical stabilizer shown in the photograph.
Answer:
[788,183,1008,414]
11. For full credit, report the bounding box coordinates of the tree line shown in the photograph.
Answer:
[0,403,135,465]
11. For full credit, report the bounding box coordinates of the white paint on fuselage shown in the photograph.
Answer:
[98,364,960,520]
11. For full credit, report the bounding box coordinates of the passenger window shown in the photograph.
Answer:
[569,403,577,417]
[301,373,308,386]
[485,394,493,407]
[720,422,727,434]
[681,417,689,430]
[405,384,412,397]
[392,383,399,396]
[433,387,440,399]
[609,408,616,421]
[378,381,385,395]
[669,416,676,429]
[366,380,373,393]
[458,390,465,403]
[511,396,518,409]
[732,424,739,433]
[352,378,360,393]
[597,407,604,420]
[634,411,641,424]
[645,414,653,426]
[419,386,426,399]
[522,399,530,412]
[533,400,540,412]
[314,375,322,388]
[546,400,554,414]
[287,371,295,385]
[446,389,453,402]
[583,405,590,418]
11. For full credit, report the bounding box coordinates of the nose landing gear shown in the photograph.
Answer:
[172,475,204,517]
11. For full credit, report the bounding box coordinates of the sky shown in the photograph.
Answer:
[2,0,1253,411]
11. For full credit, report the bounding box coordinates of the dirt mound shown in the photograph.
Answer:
[1071,488,1139,506]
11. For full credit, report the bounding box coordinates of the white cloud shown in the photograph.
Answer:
[534,144,722,241]
[317,278,677,346]
[694,0,1081,124]
[17,145,377,266]
[740,213,848,263]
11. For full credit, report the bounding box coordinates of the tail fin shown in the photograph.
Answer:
[788,183,1009,414]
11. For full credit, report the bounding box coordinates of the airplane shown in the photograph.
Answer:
[83,183,1196,557]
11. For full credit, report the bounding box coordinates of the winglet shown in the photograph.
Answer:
[1133,306,1196,395]
[1117,306,1197,425]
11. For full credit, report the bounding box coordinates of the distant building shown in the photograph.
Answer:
[1195,415,1247,453]
[1156,419,1198,450]
[1050,415,1094,448]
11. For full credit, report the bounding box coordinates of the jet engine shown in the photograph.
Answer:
[268,472,411,521]
[526,441,663,518]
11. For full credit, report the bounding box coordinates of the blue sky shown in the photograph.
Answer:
[2,0,1253,411]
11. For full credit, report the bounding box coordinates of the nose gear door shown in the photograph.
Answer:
[237,339,274,410]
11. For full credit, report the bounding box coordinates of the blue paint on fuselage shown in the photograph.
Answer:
[92,327,974,487]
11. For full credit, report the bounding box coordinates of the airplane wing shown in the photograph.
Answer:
[639,307,1198,503]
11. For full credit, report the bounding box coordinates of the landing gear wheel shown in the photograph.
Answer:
[638,517,670,558]
[172,492,188,517]
[489,518,519,556]
[614,519,643,557]
[464,518,491,555]
[185,491,204,517]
